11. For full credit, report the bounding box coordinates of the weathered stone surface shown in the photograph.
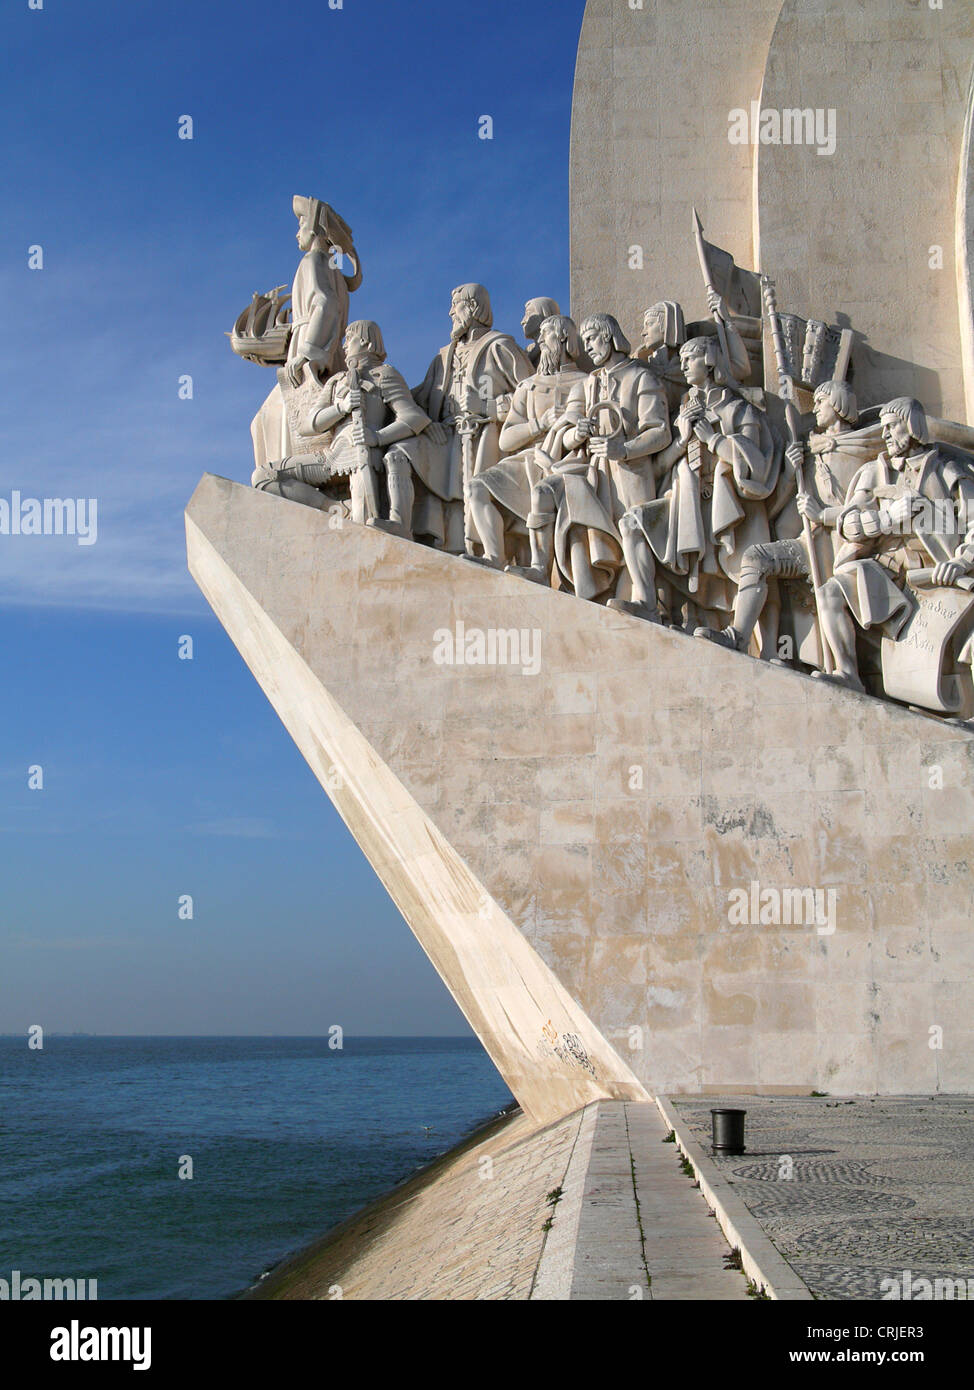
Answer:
[187,475,647,1126]
[756,0,974,421]
[250,1108,580,1301]
[571,0,974,423]
[960,70,974,424]
[570,0,782,344]
[187,477,974,1104]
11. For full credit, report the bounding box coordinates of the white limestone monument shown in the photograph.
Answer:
[188,0,974,1123]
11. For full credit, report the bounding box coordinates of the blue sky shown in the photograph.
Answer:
[0,0,587,1034]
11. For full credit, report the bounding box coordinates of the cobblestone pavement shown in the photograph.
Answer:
[671,1095,974,1300]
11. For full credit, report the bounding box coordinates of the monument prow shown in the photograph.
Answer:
[187,475,974,1103]
[187,475,649,1124]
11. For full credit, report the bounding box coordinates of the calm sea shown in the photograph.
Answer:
[0,1035,513,1300]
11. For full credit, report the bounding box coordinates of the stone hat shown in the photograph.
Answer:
[292,196,356,257]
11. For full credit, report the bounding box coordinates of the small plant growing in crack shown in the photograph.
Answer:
[724,1247,744,1271]
[662,1129,676,1143]
[542,1186,562,1231]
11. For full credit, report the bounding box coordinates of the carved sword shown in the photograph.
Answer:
[347,363,381,519]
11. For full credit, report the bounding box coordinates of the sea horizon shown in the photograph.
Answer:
[0,1034,513,1299]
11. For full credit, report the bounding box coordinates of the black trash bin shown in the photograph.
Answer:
[711,1108,747,1155]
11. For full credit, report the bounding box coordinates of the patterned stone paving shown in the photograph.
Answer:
[671,1095,974,1300]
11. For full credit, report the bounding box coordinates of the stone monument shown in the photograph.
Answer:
[189,1,974,1122]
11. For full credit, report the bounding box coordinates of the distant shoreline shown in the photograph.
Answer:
[0,1034,480,1040]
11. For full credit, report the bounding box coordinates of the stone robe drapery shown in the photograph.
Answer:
[288,250,353,379]
[251,250,357,471]
[479,367,622,598]
[405,329,533,548]
[477,369,588,521]
[828,448,974,637]
[637,385,779,618]
[517,357,670,598]
[770,428,881,664]
[562,358,672,524]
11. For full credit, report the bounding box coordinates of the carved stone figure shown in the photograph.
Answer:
[224,180,974,724]
[408,285,533,552]
[508,314,671,605]
[252,321,429,531]
[636,294,750,415]
[464,315,588,572]
[695,379,868,656]
[245,197,363,472]
[521,298,561,368]
[284,197,363,386]
[813,397,974,692]
[617,335,780,633]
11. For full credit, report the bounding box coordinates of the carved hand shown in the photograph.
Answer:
[797,493,824,528]
[285,357,308,389]
[885,492,922,530]
[785,442,804,475]
[463,386,487,417]
[678,403,703,443]
[842,508,883,542]
[425,420,450,446]
[931,559,968,587]
[589,435,625,462]
[706,288,728,321]
[353,423,378,448]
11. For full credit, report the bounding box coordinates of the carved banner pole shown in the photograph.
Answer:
[760,273,833,674]
[692,208,731,367]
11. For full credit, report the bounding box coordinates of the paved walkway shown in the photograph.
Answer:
[252,1100,752,1300]
[534,1101,749,1299]
[253,1094,974,1300]
[670,1094,974,1300]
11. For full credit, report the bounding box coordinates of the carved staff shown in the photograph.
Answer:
[347,364,381,519]
[692,208,731,368]
[760,273,832,674]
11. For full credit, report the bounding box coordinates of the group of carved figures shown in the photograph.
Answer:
[234,197,974,720]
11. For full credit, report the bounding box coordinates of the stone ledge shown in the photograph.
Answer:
[655,1094,814,1300]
